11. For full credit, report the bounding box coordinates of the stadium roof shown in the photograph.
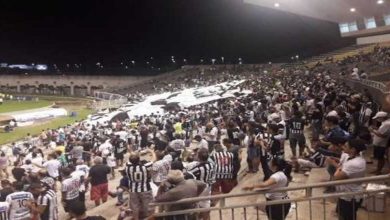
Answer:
[245,0,390,23]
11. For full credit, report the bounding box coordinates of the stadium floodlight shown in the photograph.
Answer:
[377,0,384,4]
[131,60,135,65]
[211,58,216,64]
[295,55,299,59]
[350,8,356,12]
[200,59,204,63]
[274,3,280,8]
[150,57,154,60]
[146,61,150,65]
[221,56,224,63]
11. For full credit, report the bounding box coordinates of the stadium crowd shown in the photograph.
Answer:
[0,47,389,220]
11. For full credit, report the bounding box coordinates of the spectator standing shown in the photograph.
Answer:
[210,144,236,196]
[125,152,153,220]
[0,180,13,202]
[0,201,9,220]
[288,111,306,158]
[42,153,61,180]
[88,157,111,206]
[61,167,81,214]
[6,182,34,220]
[204,122,218,152]
[369,111,390,175]
[243,158,291,220]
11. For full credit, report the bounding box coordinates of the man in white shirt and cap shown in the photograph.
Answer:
[369,111,390,175]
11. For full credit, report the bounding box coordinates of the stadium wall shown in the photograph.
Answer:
[0,74,152,96]
[356,33,390,45]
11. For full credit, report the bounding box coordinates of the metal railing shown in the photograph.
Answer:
[347,78,390,94]
[151,174,390,220]
[91,91,128,110]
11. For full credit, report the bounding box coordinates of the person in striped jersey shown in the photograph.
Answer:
[125,152,153,220]
[210,144,235,197]
[29,182,58,220]
[188,148,215,220]
[0,201,9,220]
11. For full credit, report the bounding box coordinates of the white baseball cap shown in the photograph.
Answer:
[372,111,388,120]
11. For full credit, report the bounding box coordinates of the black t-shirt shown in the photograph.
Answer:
[228,145,241,176]
[311,109,323,121]
[227,128,241,145]
[83,141,93,152]
[114,139,127,155]
[0,187,13,202]
[89,164,111,186]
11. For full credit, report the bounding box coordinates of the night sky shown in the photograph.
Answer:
[0,0,353,67]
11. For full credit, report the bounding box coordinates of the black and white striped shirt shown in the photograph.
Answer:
[125,162,153,193]
[210,151,235,180]
[0,202,8,220]
[188,162,215,186]
[358,104,372,126]
[37,190,58,220]
[310,151,326,167]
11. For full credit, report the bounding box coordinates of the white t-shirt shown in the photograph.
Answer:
[107,155,116,168]
[265,171,289,200]
[99,141,113,154]
[194,139,209,151]
[71,170,86,192]
[169,139,185,151]
[339,152,349,166]
[205,127,218,142]
[21,164,34,174]
[362,108,373,127]
[43,159,61,178]
[76,164,90,177]
[373,119,390,147]
[6,191,34,220]
[152,159,171,183]
[61,177,80,200]
[337,156,366,201]
[31,157,43,173]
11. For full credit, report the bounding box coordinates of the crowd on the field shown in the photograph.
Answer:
[0,57,389,220]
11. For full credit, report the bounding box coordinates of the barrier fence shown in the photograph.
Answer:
[151,174,390,220]
[91,91,128,111]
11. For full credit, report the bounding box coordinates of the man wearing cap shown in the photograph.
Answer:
[334,139,367,220]
[369,111,390,175]
[155,170,206,217]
